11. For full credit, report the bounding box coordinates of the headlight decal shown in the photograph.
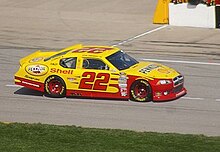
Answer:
[156,80,172,85]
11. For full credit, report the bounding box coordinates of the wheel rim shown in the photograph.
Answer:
[48,80,63,95]
[134,83,147,99]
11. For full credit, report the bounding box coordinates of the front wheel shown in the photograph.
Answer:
[130,80,152,102]
[45,76,66,98]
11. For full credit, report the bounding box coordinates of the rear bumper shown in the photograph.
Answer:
[14,76,44,92]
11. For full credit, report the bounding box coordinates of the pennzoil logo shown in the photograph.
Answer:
[25,64,48,76]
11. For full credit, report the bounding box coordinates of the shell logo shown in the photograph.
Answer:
[157,68,171,74]
[25,64,48,76]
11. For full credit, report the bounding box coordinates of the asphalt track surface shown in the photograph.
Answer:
[0,0,220,136]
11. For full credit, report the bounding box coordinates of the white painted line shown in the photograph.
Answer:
[112,25,168,46]
[5,84,23,88]
[182,97,204,100]
[216,99,220,102]
[142,58,220,66]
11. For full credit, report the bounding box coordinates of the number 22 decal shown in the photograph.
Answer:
[79,72,110,91]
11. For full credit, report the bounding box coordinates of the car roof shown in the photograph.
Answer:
[64,44,120,58]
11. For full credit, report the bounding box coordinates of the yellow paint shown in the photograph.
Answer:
[15,44,180,94]
[153,0,170,24]
[14,78,21,83]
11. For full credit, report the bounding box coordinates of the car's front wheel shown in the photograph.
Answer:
[130,80,152,102]
[45,75,66,97]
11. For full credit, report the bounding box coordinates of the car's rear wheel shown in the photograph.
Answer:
[130,80,152,102]
[45,76,66,97]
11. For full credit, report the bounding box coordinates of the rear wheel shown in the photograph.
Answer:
[45,76,66,97]
[130,80,152,102]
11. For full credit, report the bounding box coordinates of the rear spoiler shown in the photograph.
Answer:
[19,44,82,66]
[19,50,41,66]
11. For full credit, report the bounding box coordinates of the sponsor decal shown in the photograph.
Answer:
[50,63,58,65]
[139,64,159,74]
[29,57,43,63]
[50,68,74,75]
[25,75,40,81]
[67,78,79,84]
[67,78,75,82]
[118,72,128,96]
[25,64,48,76]
[70,92,81,96]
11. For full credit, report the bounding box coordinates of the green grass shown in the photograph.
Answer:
[0,122,219,152]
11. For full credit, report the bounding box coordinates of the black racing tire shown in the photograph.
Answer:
[130,80,152,102]
[45,75,66,98]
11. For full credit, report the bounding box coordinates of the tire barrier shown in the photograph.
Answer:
[170,0,220,5]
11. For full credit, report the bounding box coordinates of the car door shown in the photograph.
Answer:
[68,57,124,98]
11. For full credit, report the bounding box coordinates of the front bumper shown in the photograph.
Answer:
[153,86,187,101]
[151,75,187,101]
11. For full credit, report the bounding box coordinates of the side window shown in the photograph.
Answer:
[82,58,109,70]
[60,57,77,69]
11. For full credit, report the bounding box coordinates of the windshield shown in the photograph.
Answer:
[106,50,139,70]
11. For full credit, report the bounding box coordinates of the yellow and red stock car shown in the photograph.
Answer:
[14,44,186,102]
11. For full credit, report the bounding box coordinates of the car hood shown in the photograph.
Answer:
[123,61,180,79]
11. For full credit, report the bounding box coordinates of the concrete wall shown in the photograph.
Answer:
[169,3,216,28]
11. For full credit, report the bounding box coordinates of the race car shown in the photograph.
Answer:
[14,44,186,102]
